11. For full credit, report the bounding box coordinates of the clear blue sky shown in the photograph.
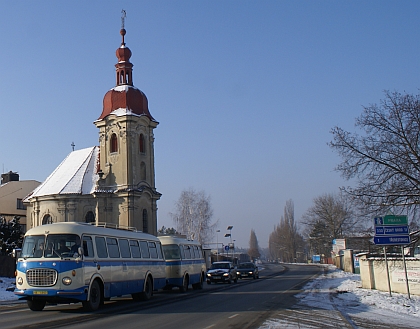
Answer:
[1,1,420,249]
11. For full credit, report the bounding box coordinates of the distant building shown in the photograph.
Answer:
[25,25,161,235]
[0,171,40,231]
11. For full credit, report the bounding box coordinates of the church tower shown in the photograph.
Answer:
[94,21,161,235]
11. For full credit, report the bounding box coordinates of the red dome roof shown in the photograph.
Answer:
[99,86,155,121]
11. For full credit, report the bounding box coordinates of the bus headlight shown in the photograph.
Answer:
[17,277,23,285]
[62,277,72,285]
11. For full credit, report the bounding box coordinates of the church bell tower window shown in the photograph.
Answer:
[142,209,148,233]
[110,133,118,153]
[139,134,145,153]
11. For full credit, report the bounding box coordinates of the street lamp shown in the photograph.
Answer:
[226,225,233,261]
[216,230,220,261]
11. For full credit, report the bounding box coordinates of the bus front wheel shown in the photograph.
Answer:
[83,280,101,311]
[27,299,46,311]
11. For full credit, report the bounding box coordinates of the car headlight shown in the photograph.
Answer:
[17,277,23,285]
[249,271,253,275]
[207,273,211,277]
[223,273,229,277]
[62,277,72,285]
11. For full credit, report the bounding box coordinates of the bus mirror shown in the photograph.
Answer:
[78,247,84,257]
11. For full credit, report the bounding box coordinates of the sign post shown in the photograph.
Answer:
[373,214,411,299]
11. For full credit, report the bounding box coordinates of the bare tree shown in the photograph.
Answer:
[269,200,305,262]
[330,90,420,221]
[248,229,261,261]
[169,188,217,245]
[302,192,361,256]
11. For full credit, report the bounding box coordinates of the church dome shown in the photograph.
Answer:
[98,28,156,122]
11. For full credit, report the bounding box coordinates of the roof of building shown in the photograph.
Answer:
[26,146,99,200]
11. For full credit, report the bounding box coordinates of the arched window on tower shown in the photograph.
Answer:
[139,134,145,153]
[120,70,125,84]
[140,162,146,181]
[142,209,148,233]
[85,211,95,224]
[110,133,118,153]
[42,214,53,225]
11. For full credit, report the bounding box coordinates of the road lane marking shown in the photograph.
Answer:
[229,313,239,319]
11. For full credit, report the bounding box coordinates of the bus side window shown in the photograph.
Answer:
[193,246,200,258]
[119,239,131,258]
[83,236,94,257]
[140,241,150,258]
[198,246,203,258]
[179,245,185,260]
[129,240,141,258]
[156,242,164,259]
[107,237,120,258]
[95,236,108,258]
[183,245,191,259]
[148,242,158,258]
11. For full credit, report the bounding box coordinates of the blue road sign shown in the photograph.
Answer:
[374,217,383,225]
[375,225,409,236]
[224,245,229,251]
[373,235,411,245]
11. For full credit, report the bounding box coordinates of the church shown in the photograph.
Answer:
[25,24,161,235]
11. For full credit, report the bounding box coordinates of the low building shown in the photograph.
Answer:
[0,171,40,231]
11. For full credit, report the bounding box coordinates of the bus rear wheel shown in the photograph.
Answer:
[140,276,153,301]
[27,299,46,311]
[192,274,203,290]
[82,280,101,311]
[179,275,189,293]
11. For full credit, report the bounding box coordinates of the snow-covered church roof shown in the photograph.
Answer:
[26,146,99,200]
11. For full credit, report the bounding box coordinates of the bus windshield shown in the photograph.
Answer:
[21,234,81,258]
[162,244,181,260]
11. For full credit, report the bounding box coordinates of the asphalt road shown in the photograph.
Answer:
[0,263,323,329]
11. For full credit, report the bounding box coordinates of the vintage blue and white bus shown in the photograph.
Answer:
[158,235,206,292]
[15,222,166,311]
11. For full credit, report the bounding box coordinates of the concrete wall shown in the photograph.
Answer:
[359,255,420,296]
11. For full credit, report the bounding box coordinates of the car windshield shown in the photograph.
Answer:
[211,263,230,269]
[21,234,81,259]
[238,263,254,269]
[162,244,181,260]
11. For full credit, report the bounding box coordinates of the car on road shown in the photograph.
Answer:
[206,261,238,284]
[236,262,259,279]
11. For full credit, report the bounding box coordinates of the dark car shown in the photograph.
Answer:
[206,261,238,284]
[236,262,259,279]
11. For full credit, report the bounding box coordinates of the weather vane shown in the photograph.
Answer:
[121,9,126,30]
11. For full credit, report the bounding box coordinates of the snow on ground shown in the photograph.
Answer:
[260,264,420,328]
[295,264,420,316]
[0,277,17,302]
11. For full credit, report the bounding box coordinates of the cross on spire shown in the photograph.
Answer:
[121,9,126,30]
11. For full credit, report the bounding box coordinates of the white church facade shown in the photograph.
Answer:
[25,26,161,235]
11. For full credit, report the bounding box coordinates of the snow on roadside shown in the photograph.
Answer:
[0,277,18,302]
[296,264,420,317]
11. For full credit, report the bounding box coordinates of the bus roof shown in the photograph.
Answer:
[158,235,201,246]
[24,222,160,241]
